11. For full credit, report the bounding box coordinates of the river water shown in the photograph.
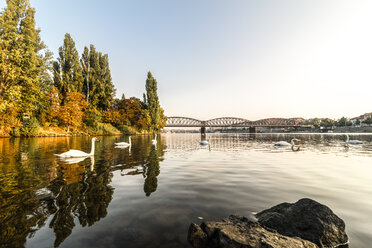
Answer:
[0,133,372,248]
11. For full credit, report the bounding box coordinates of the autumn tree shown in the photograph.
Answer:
[53,33,83,104]
[58,92,87,132]
[40,86,61,126]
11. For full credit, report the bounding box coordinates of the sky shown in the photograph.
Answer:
[1,0,372,120]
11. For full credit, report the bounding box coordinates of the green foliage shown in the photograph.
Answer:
[53,33,83,103]
[145,71,161,131]
[87,123,120,135]
[118,125,137,135]
[81,45,115,110]
[20,117,40,136]
[320,118,335,128]
[0,0,50,117]
[83,107,102,128]
[337,117,348,127]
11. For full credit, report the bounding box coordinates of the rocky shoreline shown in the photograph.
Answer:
[188,198,348,248]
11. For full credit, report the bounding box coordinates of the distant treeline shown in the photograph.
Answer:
[0,0,166,136]
[302,117,372,128]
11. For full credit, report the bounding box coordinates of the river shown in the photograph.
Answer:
[0,133,371,247]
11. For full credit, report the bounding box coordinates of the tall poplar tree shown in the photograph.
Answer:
[81,45,115,110]
[53,33,83,104]
[99,53,115,109]
[145,71,160,131]
[0,0,49,115]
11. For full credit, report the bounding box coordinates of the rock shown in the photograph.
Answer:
[188,223,208,248]
[188,215,318,248]
[256,198,348,248]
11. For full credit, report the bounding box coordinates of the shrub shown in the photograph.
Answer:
[87,123,121,135]
[118,125,137,135]
[20,117,40,136]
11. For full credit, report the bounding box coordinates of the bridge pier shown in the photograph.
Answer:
[201,126,206,140]
[248,127,256,134]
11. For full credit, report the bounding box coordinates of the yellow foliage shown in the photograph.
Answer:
[58,92,87,132]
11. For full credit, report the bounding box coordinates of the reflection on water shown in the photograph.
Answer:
[0,134,371,247]
[164,133,372,156]
[0,136,165,247]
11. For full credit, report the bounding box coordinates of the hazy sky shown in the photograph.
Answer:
[1,0,372,120]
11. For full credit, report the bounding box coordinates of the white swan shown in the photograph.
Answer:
[56,137,97,158]
[200,140,209,146]
[274,138,300,147]
[115,136,131,147]
[152,134,157,145]
[345,134,362,145]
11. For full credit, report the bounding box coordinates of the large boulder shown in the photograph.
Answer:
[256,198,348,248]
[188,215,318,248]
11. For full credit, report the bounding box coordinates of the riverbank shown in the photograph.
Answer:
[0,123,151,138]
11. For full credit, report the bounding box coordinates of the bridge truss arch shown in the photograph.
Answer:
[206,117,250,127]
[166,116,304,128]
[166,116,203,127]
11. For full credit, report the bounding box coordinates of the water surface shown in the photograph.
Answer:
[0,133,372,247]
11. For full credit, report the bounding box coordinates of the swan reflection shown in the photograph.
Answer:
[58,155,93,164]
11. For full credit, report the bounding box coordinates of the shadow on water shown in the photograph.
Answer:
[0,135,165,247]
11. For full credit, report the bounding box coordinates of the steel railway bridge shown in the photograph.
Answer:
[166,116,311,134]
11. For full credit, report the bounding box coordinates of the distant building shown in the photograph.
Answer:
[350,112,372,126]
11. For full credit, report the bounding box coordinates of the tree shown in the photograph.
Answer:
[58,92,87,132]
[0,0,49,115]
[337,117,348,127]
[81,46,91,101]
[40,86,61,126]
[98,53,115,109]
[302,118,321,128]
[145,72,160,132]
[53,33,83,104]
[320,118,335,128]
[123,97,144,128]
[81,45,115,110]
[362,117,372,126]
